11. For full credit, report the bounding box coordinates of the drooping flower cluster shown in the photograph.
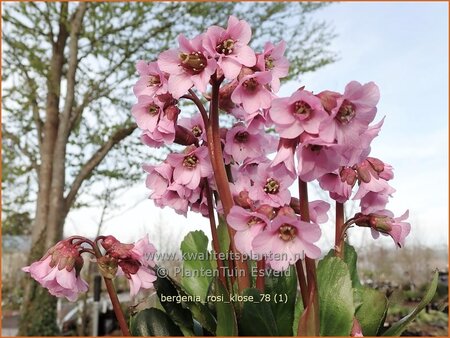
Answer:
[22,240,88,302]
[22,235,158,301]
[132,15,411,262]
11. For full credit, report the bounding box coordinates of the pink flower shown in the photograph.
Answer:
[144,162,173,199]
[353,159,396,200]
[204,16,256,79]
[360,191,391,215]
[252,214,321,271]
[227,206,270,255]
[154,189,189,216]
[133,61,168,98]
[270,89,329,139]
[318,167,357,203]
[167,146,212,190]
[248,163,295,207]
[271,138,298,178]
[224,123,275,163]
[22,241,88,302]
[256,41,289,92]
[140,117,176,148]
[297,136,345,182]
[132,235,157,267]
[118,259,156,297]
[356,210,411,248]
[323,81,380,145]
[351,318,364,337]
[309,200,330,224]
[178,113,206,141]
[131,96,165,132]
[231,71,273,114]
[158,34,217,98]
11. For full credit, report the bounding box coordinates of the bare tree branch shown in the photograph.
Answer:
[64,123,137,210]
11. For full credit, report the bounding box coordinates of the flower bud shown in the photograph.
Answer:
[316,90,340,113]
[234,190,253,209]
[119,259,140,277]
[165,104,180,122]
[174,125,198,146]
[277,206,296,218]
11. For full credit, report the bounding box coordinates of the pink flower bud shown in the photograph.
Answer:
[165,104,180,121]
[316,90,340,113]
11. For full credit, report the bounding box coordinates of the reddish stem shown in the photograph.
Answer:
[297,179,320,336]
[92,242,130,336]
[335,202,345,258]
[295,259,309,309]
[205,74,250,291]
[204,180,227,287]
[256,259,265,292]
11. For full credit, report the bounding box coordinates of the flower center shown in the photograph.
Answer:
[309,144,322,152]
[183,154,199,168]
[234,131,249,143]
[179,52,207,75]
[278,224,297,241]
[216,39,235,55]
[247,216,264,227]
[191,125,202,137]
[242,78,259,92]
[148,103,160,115]
[147,75,161,86]
[294,100,312,117]
[265,56,274,70]
[263,178,280,194]
[336,99,356,124]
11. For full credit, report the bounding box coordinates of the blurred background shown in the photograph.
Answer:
[2,1,448,336]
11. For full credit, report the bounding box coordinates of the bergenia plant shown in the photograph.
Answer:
[23,16,438,337]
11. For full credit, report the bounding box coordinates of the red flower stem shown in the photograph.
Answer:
[256,258,265,292]
[206,73,250,291]
[204,180,227,287]
[92,243,131,336]
[295,259,309,309]
[298,179,320,336]
[183,89,209,126]
[335,202,345,258]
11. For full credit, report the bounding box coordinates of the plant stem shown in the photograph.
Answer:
[103,278,131,336]
[297,179,320,336]
[92,242,130,336]
[256,259,265,292]
[204,180,227,287]
[205,74,250,291]
[335,202,345,259]
[295,259,308,309]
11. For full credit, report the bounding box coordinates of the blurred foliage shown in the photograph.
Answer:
[2,2,336,233]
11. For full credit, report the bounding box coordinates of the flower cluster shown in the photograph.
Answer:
[131,16,410,266]
[22,235,157,301]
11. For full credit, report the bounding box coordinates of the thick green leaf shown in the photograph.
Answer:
[325,242,361,287]
[317,256,355,336]
[292,292,304,335]
[354,286,388,336]
[154,274,194,335]
[217,215,231,255]
[169,275,217,334]
[210,278,238,336]
[130,308,183,336]
[265,266,298,335]
[180,230,214,302]
[239,288,279,336]
[382,271,439,336]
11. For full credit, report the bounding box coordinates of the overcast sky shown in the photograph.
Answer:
[66,2,449,251]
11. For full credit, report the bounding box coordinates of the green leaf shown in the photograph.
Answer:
[239,288,279,336]
[154,274,194,335]
[317,256,355,336]
[167,275,217,334]
[292,292,304,335]
[217,215,230,255]
[180,230,214,302]
[354,286,388,336]
[210,278,238,336]
[382,271,439,336]
[325,242,361,287]
[130,308,183,336]
[265,266,298,335]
